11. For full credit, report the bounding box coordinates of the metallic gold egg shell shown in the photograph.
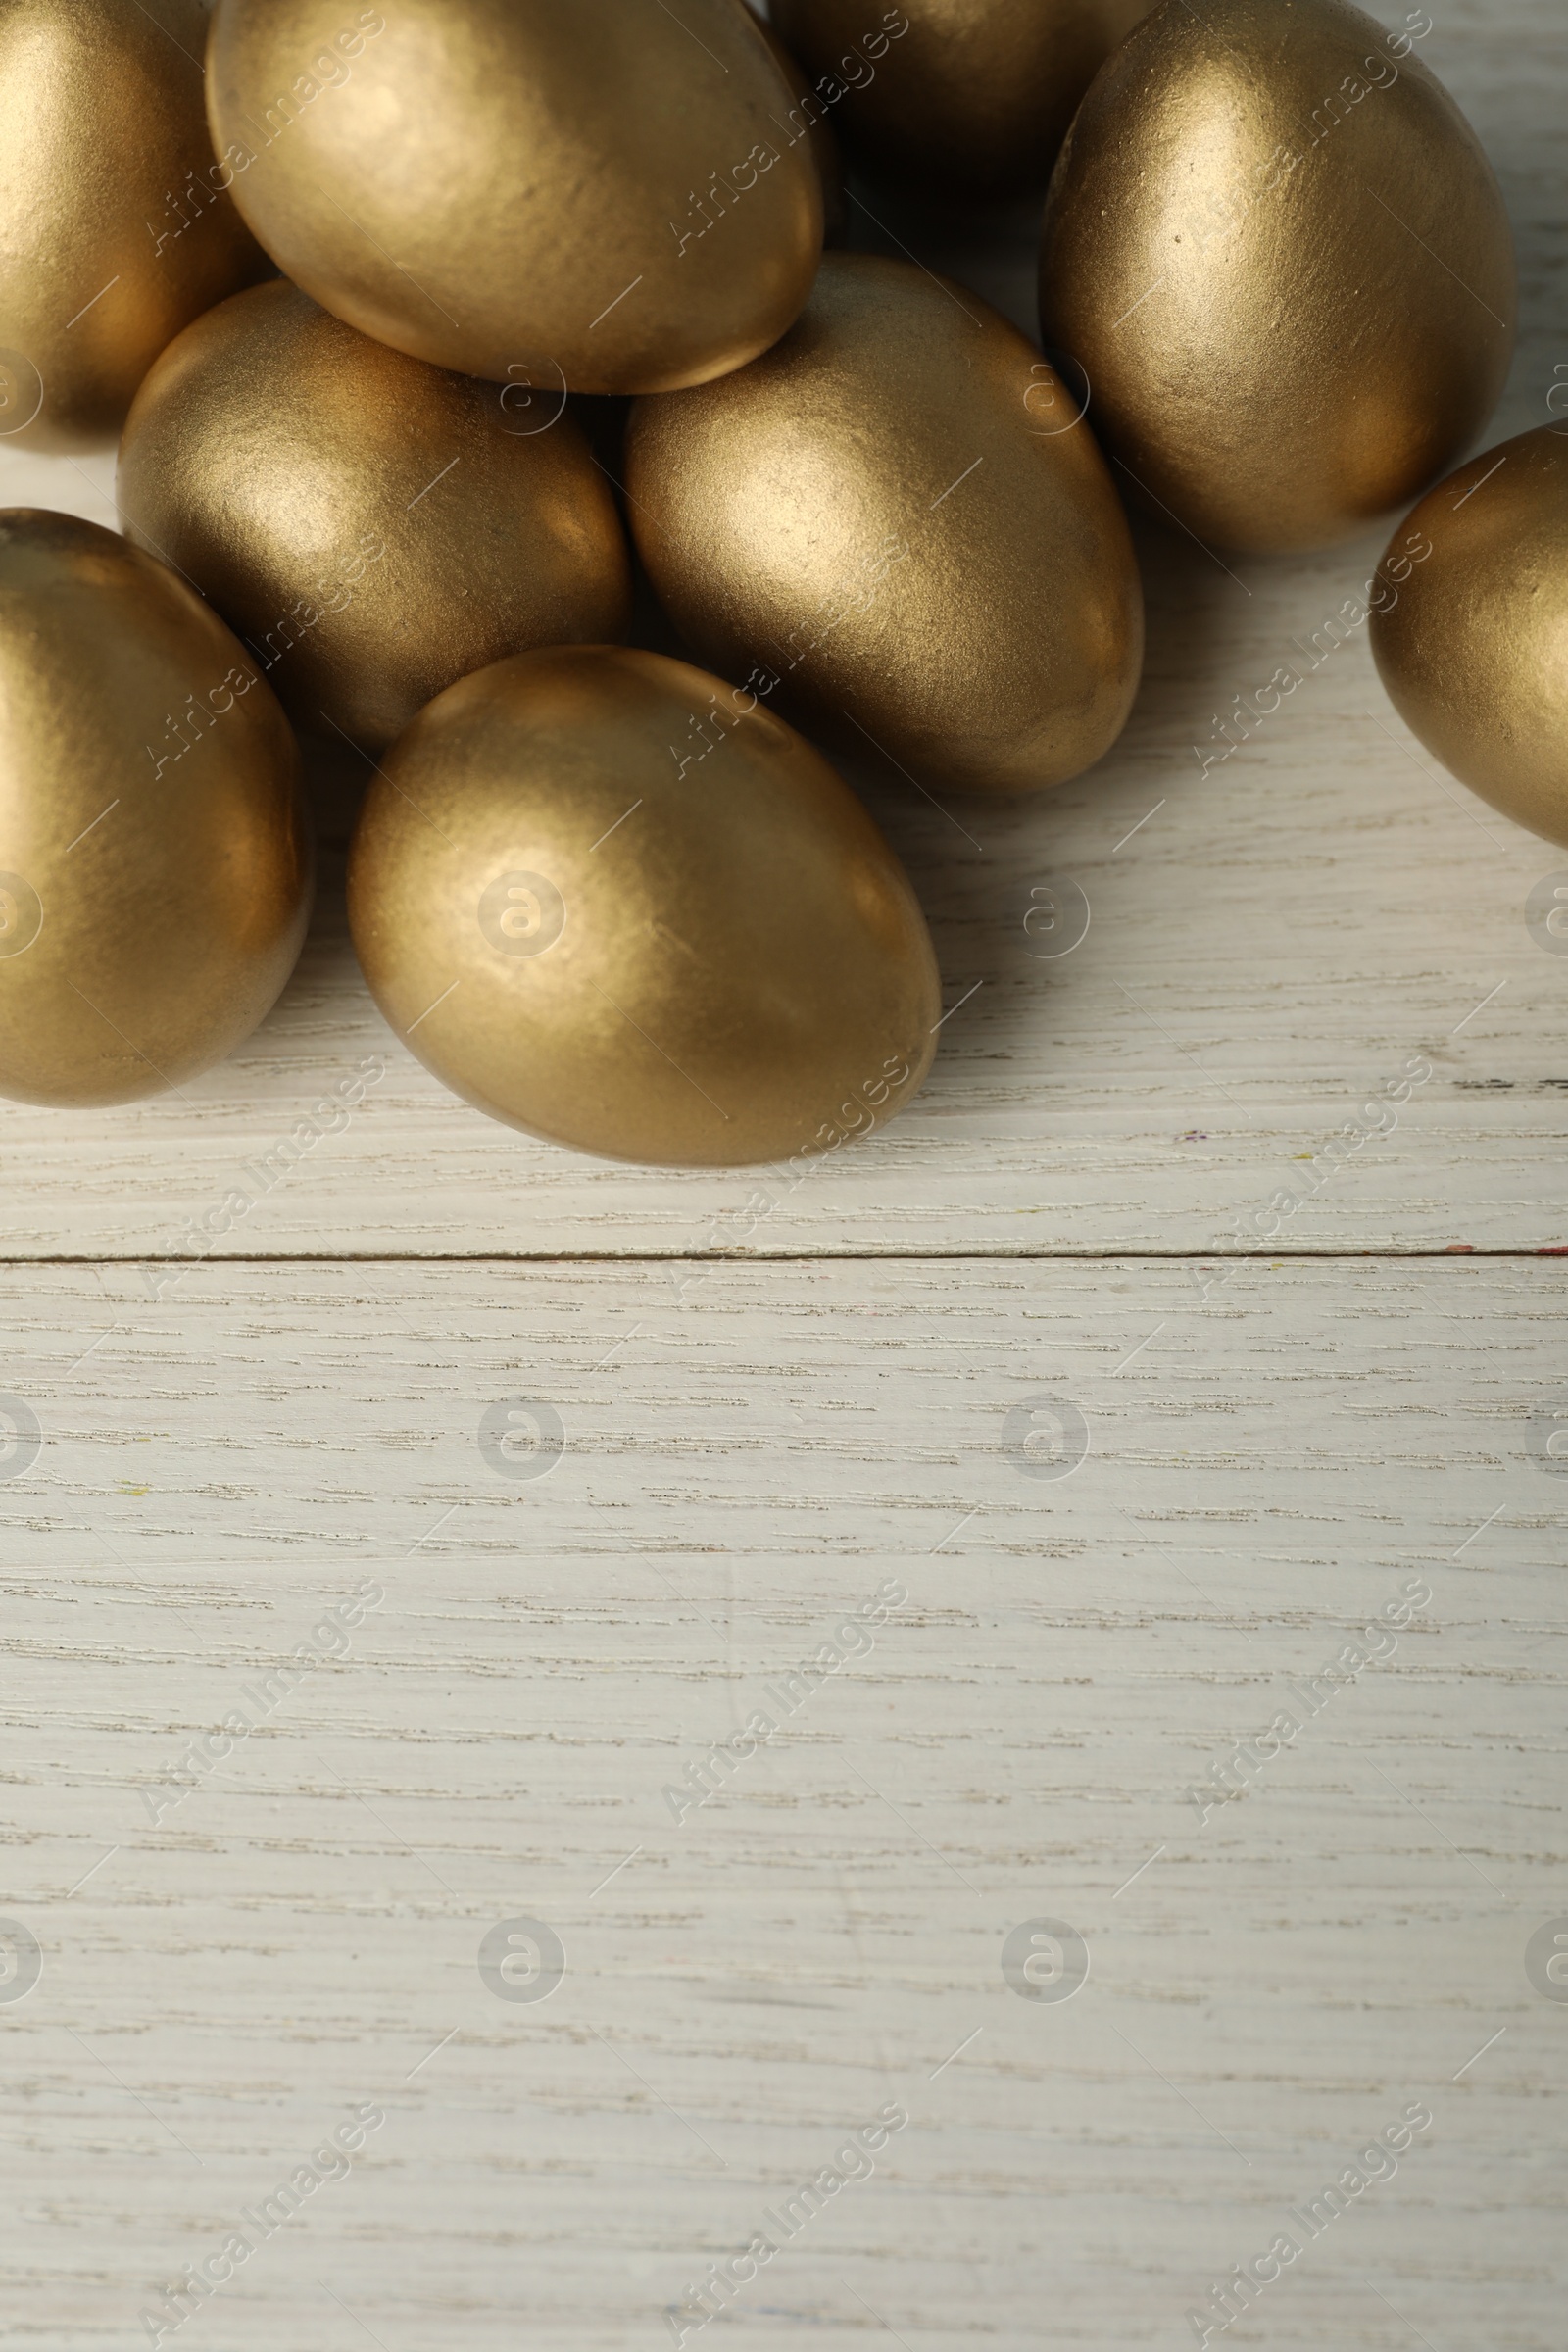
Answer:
[0,0,266,451]
[1370,427,1568,850]
[0,512,311,1107]
[347,645,941,1167]
[205,0,823,395]
[626,251,1143,798]
[118,278,633,751]
[772,0,1149,196]
[1039,0,1517,552]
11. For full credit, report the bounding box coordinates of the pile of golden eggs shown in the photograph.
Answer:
[0,0,1559,1162]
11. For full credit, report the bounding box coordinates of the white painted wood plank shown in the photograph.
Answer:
[0,1258,1563,2350]
[2,1,1565,1261]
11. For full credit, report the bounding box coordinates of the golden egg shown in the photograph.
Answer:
[1369,427,1568,850]
[1039,0,1517,552]
[347,645,940,1166]
[118,278,632,751]
[205,0,822,395]
[0,0,265,452]
[625,251,1143,798]
[771,0,1149,195]
[0,513,311,1107]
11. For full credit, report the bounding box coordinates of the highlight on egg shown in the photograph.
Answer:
[0,513,311,1107]
[626,251,1143,798]
[205,0,824,395]
[0,0,266,450]
[771,0,1150,196]
[346,645,941,1167]
[117,278,633,750]
[1039,0,1517,551]
[1370,426,1568,850]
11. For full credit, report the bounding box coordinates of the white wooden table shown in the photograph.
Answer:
[2,6,1564,2347]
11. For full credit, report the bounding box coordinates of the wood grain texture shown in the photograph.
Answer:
[1,2,1565,1263]
[2,9,1564,2352]
[0,1259,1563,2351]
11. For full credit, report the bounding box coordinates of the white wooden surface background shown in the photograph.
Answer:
[2,5,1565,2350]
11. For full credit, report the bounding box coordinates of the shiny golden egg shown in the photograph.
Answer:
[0,513,311,1107]
[205,0,823,396]
[625,250,1143,798]
[1370,426,1568,850]
[0,0,266,451]
[346,645,940,1166]
[1039,0,1517,553]
[118,277,632,751]
[772,0,1149,196]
